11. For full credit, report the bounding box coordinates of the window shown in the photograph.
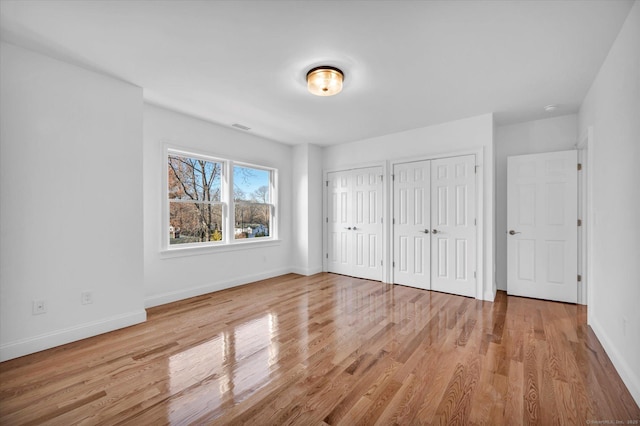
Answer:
[233,165,272,240]
[166,148,276,250]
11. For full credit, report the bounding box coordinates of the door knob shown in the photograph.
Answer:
[422,229,430,234]
[352,226,357,231]
[432,229,439,234]
[508,230,521,235]
[344,227,352,230]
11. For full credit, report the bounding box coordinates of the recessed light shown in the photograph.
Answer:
[544,105,557,112]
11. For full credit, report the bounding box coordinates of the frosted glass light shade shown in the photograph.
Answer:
[306,66,344,96]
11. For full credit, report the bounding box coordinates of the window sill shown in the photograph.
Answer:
[160,239,282,259]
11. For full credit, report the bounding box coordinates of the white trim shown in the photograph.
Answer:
[576,126,594,311]
[290,266,324,276]
[590,316,640,407]
[576,129,590,305]
[144,267,292,308]
[0,310,147,362]
[160,239,282,259]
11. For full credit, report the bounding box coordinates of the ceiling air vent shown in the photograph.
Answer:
[232,123,251,131]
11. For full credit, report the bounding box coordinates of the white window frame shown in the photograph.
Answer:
[163,147,278,255]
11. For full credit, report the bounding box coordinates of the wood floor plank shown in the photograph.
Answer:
[1,273,639,425]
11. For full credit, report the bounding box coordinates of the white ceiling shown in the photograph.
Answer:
[0,0,634,146]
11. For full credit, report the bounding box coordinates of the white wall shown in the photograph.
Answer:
[143,104,293,307]
[0,42,146,361]
[323,113,496,300]
[291,144,323,275]
[578,0,640,406]
[494,115,578,291]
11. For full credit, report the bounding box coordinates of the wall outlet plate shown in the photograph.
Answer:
[32,300,47,315]
[81,291,93,305]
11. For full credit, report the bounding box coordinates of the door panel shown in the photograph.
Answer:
[327,170,351,275]
[327,167,382,281]
[430,155,477,297]
[507,150,577,303]
[393,161,431,289]
[352,168,383,280]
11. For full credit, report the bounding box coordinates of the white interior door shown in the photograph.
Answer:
[327,167,382,281]
[393,160,431,289]
[507,150,578,303]
[328,170,351,276]
[351,168,383,280]
[430,155,477,298]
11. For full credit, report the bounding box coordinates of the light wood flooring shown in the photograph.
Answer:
[1,273,638,425]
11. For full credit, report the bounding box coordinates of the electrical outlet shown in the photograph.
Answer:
[32,299,47,315]
[81,291,93,305]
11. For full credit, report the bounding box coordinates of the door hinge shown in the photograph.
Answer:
[577,163,582,171]
[326,180,329,187]
[474,271,477,278]
[393,218,395,224]
[392,174,395,181]
[393,261,395,267]
[381,217,383,224]
[577,274,582,282]
[577,219,582,226]
[380,260,383,266]
[474,165,478,174]
[326,217,329,223]
[326,253,329,259]
[474,218,477,226]
[380,174,384,182]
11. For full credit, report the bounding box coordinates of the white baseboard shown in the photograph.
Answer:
[144,267,294,308]
[289,266,323,276]
[0,309,147,362]
[590,316,640,407]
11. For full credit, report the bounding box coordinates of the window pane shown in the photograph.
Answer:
[170,202,223,244]
[233,165,270,203]
[235,203,270,239]
[169,155,222,202]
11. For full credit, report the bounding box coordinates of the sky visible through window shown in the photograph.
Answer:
[234,165,270,202]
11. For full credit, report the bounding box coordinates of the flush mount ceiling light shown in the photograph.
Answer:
[544,104,558,112]
[306,66,344,96]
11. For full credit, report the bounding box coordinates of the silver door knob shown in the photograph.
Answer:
[352,226,357,230]
[508,230,521,235]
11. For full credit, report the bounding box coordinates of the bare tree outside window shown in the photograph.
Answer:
[168,154,223,244]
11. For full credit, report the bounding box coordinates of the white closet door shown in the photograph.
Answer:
[507,150,577,303]
[430,155,477,297]
[327,167,383,281]
[393,161,431,289]
[351,168,383,280]
[327,170,351,276]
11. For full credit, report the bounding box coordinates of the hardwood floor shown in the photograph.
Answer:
[1,273,638,425]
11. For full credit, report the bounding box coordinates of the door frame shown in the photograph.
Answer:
[322,161,388,282]
[576,126,593,308]
[389,147,485,299]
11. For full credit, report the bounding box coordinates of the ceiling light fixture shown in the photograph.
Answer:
[544,104,557,112]
[306,66,344,96]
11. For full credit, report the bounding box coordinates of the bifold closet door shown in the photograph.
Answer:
[393,160,431,289]
[327,167,383,281]
[430,155,477,297]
